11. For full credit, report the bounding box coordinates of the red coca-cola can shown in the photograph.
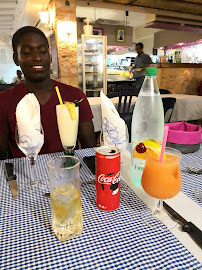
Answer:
[96,146,121,211]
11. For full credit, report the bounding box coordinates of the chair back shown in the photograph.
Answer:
[162,97,176,122]
[107,91,137,141]
[159,89,171,94]
[113,84,138,94]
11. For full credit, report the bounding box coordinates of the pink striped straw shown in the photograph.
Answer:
[160,125,169,162]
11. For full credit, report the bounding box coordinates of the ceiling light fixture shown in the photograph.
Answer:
[39,6,50,24]
[57,21,76,42]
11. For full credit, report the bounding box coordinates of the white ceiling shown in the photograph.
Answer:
[76,6,146,28]
[0,1,147,44]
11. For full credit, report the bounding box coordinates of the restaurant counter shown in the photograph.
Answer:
[149,63,202,95]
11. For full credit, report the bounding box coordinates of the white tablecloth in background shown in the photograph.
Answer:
[88,94,202,132]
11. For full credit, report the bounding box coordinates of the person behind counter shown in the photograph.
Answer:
[132,42,153,92]
[0,26,96,159]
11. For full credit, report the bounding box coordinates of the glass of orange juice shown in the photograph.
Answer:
[141,147,181,230]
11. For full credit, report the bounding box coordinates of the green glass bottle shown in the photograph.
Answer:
[64,149,74,156]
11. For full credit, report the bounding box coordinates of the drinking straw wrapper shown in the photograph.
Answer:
[100,91,128,151]
[16,93,43,148]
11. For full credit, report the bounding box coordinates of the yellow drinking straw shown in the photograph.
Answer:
[55,86,64,109]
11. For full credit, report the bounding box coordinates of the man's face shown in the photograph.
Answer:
[135,45,143,55]
[14,32,51,83]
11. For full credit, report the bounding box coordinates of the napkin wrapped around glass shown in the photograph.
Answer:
[100,91,128,152]
[16,93,44,148]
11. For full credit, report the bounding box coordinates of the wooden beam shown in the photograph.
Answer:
[156,15,202,27]
[124,0,202,15]
[76,0,202,21]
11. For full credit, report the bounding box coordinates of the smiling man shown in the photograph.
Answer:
[0,26,96,159]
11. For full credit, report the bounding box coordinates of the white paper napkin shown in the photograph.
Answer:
[100,91,128,152]
[16,93,44,148]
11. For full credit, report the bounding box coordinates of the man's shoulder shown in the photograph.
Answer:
[0,83,26,105]
[141,53,150,58]
[141,53,153,63]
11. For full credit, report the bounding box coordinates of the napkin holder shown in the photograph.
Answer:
[165,122,202,154]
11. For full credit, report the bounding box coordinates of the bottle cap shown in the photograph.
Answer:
[145,67,157,76]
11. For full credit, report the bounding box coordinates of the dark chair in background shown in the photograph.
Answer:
[107,91,137,141]
[159,89,172,94]
[112,84,139,96]
[162,97,176,123]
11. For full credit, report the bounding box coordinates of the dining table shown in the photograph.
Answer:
[0,144,202,270]
[88,94,202,132]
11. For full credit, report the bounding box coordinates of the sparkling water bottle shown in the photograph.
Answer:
[130,67,164,186]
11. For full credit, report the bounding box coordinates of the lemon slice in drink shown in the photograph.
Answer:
[133,139,163,160]
[142,140,162,158]
[65,102,76,120]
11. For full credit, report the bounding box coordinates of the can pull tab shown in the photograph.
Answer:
[103,149,116,154]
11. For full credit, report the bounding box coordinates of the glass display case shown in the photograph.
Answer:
[78,34,107,97]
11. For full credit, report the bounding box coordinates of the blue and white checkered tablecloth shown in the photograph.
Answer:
[0,147,202,270]
[180,145,202,207]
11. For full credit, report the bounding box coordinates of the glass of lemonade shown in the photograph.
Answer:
[48,156,83,241]
[141,147,182,230]
[56,102,79,151]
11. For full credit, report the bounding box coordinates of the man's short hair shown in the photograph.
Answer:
[12,26,49,54]
[136,42,144,49]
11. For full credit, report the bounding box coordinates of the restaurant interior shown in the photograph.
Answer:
[1,0,202,96]
[0,1,202,269]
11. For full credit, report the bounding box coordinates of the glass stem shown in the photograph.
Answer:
[29,158,37,186]
[154,199,163,216]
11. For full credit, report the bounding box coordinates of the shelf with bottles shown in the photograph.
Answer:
[85,54,100,57]
[86,88,103,91]
[84,49,98,53]
[107,65,132,68]
[85,63,99,66]
[85,72,99,75]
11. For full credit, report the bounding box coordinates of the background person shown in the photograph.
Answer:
[13,70,24,84]
[132,42,153,92]
[0,26,96,159]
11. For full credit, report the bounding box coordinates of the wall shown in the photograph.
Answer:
[0,63,19,84]
[151,64,202,95]
[49,0,78,87]
[0,42,19,83]
[133,25,161,55]
[77,20,133,47]
[154,30,202,48]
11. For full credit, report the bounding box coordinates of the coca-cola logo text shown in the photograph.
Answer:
[98,171,120,185]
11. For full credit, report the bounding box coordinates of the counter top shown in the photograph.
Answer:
[148,63,202,68]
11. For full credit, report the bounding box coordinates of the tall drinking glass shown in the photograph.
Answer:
[56,103,79,153]
[48,156,83,241]
[141,147,182,230]
[15,124,44,189]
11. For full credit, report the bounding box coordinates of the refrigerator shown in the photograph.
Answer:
[78,34,107,97]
